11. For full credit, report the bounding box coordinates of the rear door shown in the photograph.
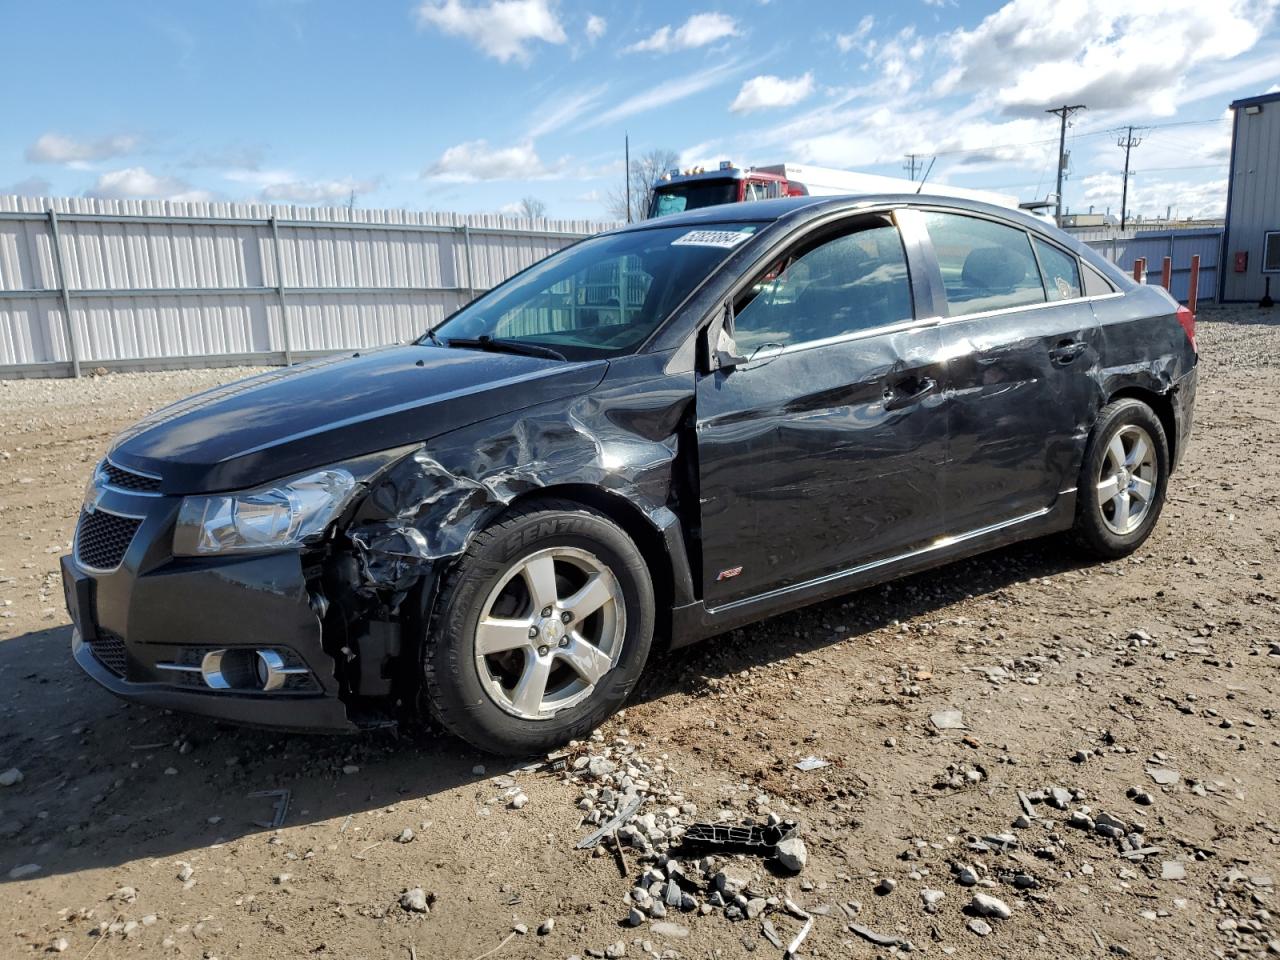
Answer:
[918,210,1102,533]
[695,212,949,608]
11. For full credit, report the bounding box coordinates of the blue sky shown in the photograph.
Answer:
[2,0,1278,221]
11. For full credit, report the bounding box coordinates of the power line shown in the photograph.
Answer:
[1046,104,1086,225]
[903,153,926,180]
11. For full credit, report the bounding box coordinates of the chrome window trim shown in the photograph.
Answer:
[708,507,1051,615]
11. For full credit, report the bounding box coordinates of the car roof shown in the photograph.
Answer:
[626,193,1050,232]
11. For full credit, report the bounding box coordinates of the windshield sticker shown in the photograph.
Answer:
[671,229,754,249]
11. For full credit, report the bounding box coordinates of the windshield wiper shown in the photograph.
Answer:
[444,335,567,362]
[420,327,443,346]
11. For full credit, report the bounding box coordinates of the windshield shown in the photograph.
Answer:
[427,224,760,360]
[648,180,738,218]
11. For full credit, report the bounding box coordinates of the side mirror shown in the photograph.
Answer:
[700,305,747,373]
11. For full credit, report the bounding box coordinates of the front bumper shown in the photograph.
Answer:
[61,522,357,733]
[70,624,353,732]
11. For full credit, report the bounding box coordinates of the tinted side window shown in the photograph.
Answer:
[923,212,1046,317]
[733,221,913,351]
[1082,261,1116,296]
[1033,237,1082,301]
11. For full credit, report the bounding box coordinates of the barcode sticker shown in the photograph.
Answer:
[671,229,753,249]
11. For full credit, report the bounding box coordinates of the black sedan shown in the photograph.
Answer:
[62,195,1197,754]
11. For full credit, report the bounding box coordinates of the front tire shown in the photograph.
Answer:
[424,499,654,755]
[1072,398,1169,560]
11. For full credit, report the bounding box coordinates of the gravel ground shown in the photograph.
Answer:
[1,305,1278,960]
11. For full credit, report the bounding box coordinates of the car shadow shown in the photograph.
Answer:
[0,536,1085,884]
[638,535,1088,702]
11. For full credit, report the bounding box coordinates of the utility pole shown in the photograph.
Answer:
[624,133,631,223]
[1117,125,1143,230]
[1046,104,1086,226]
[903,153,923,181]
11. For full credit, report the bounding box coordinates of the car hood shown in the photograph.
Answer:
[108,345,608,494]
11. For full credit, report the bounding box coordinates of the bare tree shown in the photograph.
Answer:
[518,196,547,220]
[605,148,679,222]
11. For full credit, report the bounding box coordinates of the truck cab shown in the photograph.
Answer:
[648,163,799,218]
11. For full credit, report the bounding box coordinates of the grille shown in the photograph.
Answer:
[76,510,142,571]
[91,630,129,677]
[102,461,162,493]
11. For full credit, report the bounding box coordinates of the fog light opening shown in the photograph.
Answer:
[195,648,311,692]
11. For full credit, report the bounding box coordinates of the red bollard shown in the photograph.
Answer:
[1187,254,1200,316]
[1161,256,1172,290]
[1133,258,1146,282]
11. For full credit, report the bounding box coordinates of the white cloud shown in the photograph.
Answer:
[937,0,1278,116]
[626,12,739,53]
[204,167,381,204]
[525,89,606,138]
[585,14,606,42]
[263,177,379,204]
[26,132,138,166]
[730,73,815,113]
[416,0,567,64]
[424,139,557,181]
[588,61,742,127]
[1,176,52,197]
[85,167,213,202]
[835,15,874,53]
[1078,172,1228,220]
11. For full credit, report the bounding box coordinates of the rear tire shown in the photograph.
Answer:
[1072,399,1169,560]
[424,499,654,755]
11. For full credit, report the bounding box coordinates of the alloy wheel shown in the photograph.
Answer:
[473,546,626,720]
[1096,423,1158,536]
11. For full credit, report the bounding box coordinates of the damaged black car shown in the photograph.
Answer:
[62,195,1197,754]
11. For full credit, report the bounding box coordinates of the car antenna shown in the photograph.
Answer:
[915,157,936,194]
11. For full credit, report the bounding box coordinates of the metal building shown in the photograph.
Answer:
[1222,91,1280,303]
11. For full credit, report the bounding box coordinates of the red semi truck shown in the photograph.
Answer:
[648,161,1033,219]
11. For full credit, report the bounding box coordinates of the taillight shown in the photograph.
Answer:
[1176,305,1196,352]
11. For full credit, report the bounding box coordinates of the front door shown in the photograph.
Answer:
[917,210,1102,532]
[695,213,949,608]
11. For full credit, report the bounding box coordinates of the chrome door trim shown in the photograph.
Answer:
[707,507,1051,616]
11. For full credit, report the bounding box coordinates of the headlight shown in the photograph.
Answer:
[173,467,358,556]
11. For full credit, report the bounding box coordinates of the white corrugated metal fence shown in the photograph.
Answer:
[0,195,615,378]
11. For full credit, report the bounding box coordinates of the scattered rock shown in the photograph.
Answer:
[396,827,415,843]
[775,836,808,872]
[971,893,1012,920]
[1162,861,1187,881]
[537,918,555,935]
[875,877,898,895]
[921,889,945,913]
[968,918,993,936]
[1147,768,1180,786]
[650,921,689,939]
[400,888,430,913]
[0,768,23,787]
[7,864,40,880]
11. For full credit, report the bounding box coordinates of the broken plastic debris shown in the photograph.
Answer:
[794,756,830,772]
[930,709,966,730]
[681,820,797,856]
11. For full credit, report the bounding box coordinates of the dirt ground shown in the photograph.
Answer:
[1,307,1277,960]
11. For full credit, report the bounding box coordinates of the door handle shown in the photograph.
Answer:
[883,376,937,411]
[1049,339,1087,364]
